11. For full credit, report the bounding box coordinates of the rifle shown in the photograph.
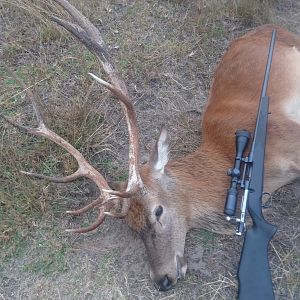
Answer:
[224,30,277,300]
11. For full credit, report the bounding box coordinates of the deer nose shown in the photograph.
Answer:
[154,275,173,291]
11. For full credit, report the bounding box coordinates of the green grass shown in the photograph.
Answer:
[188,229,217,252]
[0,153,41,273]
[38,25,63,43]
[0,230,28,273]
[99,159,128,181]
[23,227,69,275]
[196,0,275,25]
[99,249,120,273]
[287,253,300,295]
[235,0,275,24]
[209,24,226,38]
[2,43,22,60]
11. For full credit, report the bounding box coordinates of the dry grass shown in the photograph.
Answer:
[234,0,276,24]
[197,0,275,24]
[1,0,300,299]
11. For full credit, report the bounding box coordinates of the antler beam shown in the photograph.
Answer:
[52,0,143,193]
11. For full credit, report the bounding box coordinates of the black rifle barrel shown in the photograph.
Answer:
[249,29,276,162]
[260,30,277,101]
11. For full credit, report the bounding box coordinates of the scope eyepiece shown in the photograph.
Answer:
[224,187,238,216]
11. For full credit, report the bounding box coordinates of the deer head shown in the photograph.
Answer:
[126,127,189,290]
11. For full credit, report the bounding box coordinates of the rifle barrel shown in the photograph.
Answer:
[260,30,276,100]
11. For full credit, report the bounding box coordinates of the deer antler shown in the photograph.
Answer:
[52,0,143,193]
[1,0,144,232]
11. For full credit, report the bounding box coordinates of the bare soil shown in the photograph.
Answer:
[0,1,300,299]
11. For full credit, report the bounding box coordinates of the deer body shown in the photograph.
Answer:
[3,0,300,292]
[189,25,300,231]
[126,25,300,290]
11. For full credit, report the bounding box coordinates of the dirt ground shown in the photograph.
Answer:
[0,0,300,299]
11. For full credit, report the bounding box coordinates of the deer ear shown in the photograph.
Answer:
[149,126,170,173]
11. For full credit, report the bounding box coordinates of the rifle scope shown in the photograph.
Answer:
[224,130,251,216]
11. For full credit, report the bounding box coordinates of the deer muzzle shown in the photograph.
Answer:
[152,254,187,291]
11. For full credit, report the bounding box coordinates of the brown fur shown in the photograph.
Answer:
[126,199,146,231]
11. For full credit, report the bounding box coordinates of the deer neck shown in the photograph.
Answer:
[167,143,233,234]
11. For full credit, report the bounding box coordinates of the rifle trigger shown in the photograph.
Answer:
[261,192,272,208]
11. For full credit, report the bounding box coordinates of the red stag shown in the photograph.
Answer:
[2,0,300,291]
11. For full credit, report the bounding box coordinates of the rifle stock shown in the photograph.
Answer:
[238,213,277,300]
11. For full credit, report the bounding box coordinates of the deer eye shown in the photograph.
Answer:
[155,206,163,218]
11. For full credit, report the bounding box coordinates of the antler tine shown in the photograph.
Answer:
[52,0,121,87]
[0,112,37,134]
[66,196,102,215]
[66,206,106,233]
[53,0,102,43]
[21,124,111,192]
[66,202,115,233]
[104,199,131,219]
[51,0,144,195]
[20,169,82,183]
